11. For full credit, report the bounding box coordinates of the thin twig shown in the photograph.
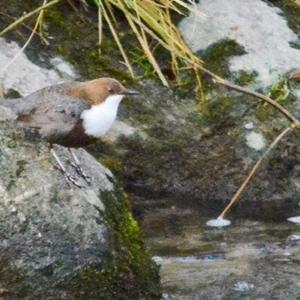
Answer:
[129,0,169,86]
[97,1,102,53]
[98,1,135,77]
[0,0,59,37]
[66,0,86,22]
[213,76,299,124]
[66,0,79,12]
[0,0,47,74]
[196,66,300,125]
[0,82,3,97]
[219,126,293,219]
[0,12,46,41]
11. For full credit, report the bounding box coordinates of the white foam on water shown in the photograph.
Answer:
[206,217,231,228]
[246,132,266,151]
[287,216,300,224]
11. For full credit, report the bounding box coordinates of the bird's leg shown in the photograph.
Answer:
[68,148,91,185]
[50,147,83,188]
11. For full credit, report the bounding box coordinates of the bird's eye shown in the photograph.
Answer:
[108,87,113,93]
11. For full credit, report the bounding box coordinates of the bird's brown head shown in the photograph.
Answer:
[69,78,138,105]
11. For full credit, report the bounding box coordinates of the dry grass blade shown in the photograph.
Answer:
[104,0,202,87]
[96,0,102,52]
[218,126,293,219]
[0,0,59,37]
[0,11,48,44]
[206,72,300,124]
[0,82,3,97]
[129,0,169,86]
[1,0,201,87]
[127,15,168,86]
[105,1,118,26]
[0,0,48,74]
[98,1,135,77]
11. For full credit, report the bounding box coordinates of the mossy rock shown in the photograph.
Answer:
[0,112,161,299]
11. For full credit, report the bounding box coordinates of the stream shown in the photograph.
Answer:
[138,199,300,299]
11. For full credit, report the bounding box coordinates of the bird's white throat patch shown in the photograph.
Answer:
[81,94,124,137]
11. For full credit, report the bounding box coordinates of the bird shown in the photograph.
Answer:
[0,78,138,186]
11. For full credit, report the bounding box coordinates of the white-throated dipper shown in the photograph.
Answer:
[0,78,138,186]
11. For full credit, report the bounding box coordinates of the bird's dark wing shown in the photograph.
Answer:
[0,97,28,114]
[0,82,83,116]
[0,83,91,142]
[15,87,90,140]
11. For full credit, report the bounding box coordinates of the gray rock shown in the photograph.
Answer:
[179,0,300,89]
[0,107,160,299]
[105,78,299,221]
[0,38,70,97]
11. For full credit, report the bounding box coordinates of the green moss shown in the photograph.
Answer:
[0,255,33,298]
[100,188,160,291]
[268,78,290,104]
[130,48,157,79]
[6,174,16,191]
[143,138,165,153]
[59,187,161,300]
[203,95,236,128]
[6,134,17,148]
[5,89,21,99]
[267,0,300,38]
[100,158,124,177]
[44,6,134,83]
[50,188,60,203]
[0,184,161,299]
[234,70,258,86]
[255,76,296,121]
[16,160,28,177]
[201,39,245,81]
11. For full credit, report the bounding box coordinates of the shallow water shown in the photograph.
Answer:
[136,200,300,299]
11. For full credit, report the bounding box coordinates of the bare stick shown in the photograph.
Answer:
[0,12,47,42]
[197,66,300,125]
[66,0,86,22]
[0,82,3,97]
[97,0,102,53]
[0,0,47,74]
[66,0,78,12]
[214,77,298,124]
[0,0,59,37]
[218,126,293,219]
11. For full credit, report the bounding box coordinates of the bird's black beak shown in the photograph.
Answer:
[123,89,139,96]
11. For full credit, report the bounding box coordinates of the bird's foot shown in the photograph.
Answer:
[69,148,92,185]
[62,170,84,188]
[71,162,91,185]
[51,148,84,188]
